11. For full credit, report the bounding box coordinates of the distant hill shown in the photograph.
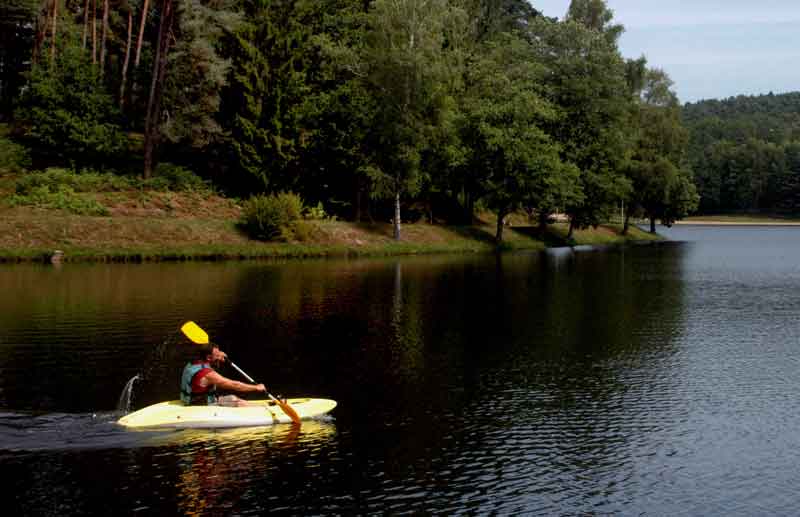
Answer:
[682,92,800,215]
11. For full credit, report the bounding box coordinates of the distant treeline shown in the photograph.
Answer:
[683,92,800,215]
[0,0,698,241]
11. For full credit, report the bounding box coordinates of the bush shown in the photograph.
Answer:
[304,201,336,221]
[240,192,304,241]
[15,167,132,194]
[9,183,109,215]
[150,163,210,192]
[0,136,31,172]
[15,45,126,164]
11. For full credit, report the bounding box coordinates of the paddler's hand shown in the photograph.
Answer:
[254,383,266,393]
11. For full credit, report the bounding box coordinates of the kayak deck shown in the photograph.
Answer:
[118,398,336,429]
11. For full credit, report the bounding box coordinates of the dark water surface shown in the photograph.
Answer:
[3,226,800,514]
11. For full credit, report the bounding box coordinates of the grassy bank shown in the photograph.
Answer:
[0,170,662,263]
[0,208,662,263]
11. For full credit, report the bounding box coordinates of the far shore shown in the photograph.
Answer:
[675,217,800,226]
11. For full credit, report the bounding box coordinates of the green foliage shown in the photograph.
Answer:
[0,0,721,230]
[304,201,335,221]
[0,136,31,172]
[14,168,132,194]
[162,0,241,148]
[625,66,698,227]
[10,169,111,215]
[684,92,800,214]
[457,33,581,242]
[225,0,321,192]
[357,0,468,237]
[12,165,209,200]
[15,42,126,164]
[292,220,316,241]
[530,14,632,231]
[239,192,304,241]
[148,163,211,192]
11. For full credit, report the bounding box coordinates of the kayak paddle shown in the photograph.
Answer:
[180,320,302,425]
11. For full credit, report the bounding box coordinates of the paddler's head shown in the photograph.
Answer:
[196,342,227,367]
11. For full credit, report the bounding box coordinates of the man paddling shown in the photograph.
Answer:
[181,343,266,407]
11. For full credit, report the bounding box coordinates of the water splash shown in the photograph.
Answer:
[117,374,140,413]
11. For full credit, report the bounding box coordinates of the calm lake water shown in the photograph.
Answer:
[3,225,800,514]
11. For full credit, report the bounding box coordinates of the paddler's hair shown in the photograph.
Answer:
[194,342,217,360]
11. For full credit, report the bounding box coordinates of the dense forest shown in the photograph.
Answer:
[683,92,800,215]
[0,0,699,242]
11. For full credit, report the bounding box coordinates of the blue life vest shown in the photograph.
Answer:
[180,361,218,405]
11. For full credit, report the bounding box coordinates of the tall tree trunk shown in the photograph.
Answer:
[134,0,150,68]
[82,0,89,49]
[567,218,575,240]
[120,10,133,108]
[99,0,109,74]
[143,0,174,178]
[91,0,97,64]
[495,209,507,245]
[33,1,50,64]
[393,186,401,240]
[50,0,57,64]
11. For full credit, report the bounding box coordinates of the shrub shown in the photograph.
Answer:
[15,167,132,194]
[15,45,126,164]
[293,220,315,242]
[151,163,210,192]
[0,136,31,172]
[9,183,109,215]
[240,192,304,241]
[304,201,337,221]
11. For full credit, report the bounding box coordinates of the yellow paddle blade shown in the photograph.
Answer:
[181,321,209,345]
[276,398,302,425]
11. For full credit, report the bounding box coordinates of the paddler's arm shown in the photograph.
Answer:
[204,370,266,394]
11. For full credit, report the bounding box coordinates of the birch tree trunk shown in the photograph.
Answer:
[623,209,631,235]
[393,182,402,240]
[120,10,133,108]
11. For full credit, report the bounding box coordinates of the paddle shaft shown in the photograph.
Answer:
[228,360,302,424]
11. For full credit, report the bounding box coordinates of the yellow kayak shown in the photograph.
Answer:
[118,398,337,429]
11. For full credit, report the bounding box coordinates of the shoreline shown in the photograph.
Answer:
[0,217,664,264]
[675,220,800,226]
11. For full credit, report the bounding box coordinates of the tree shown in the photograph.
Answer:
[143,0,175,178]
[565,0,623,45]
[224,0,319,193]
[16,40,126,164]
[358,0,466,239]
[458,34,580,243]
[160,0,240,149]
[529,13,631,238]
[625,68,698,232]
